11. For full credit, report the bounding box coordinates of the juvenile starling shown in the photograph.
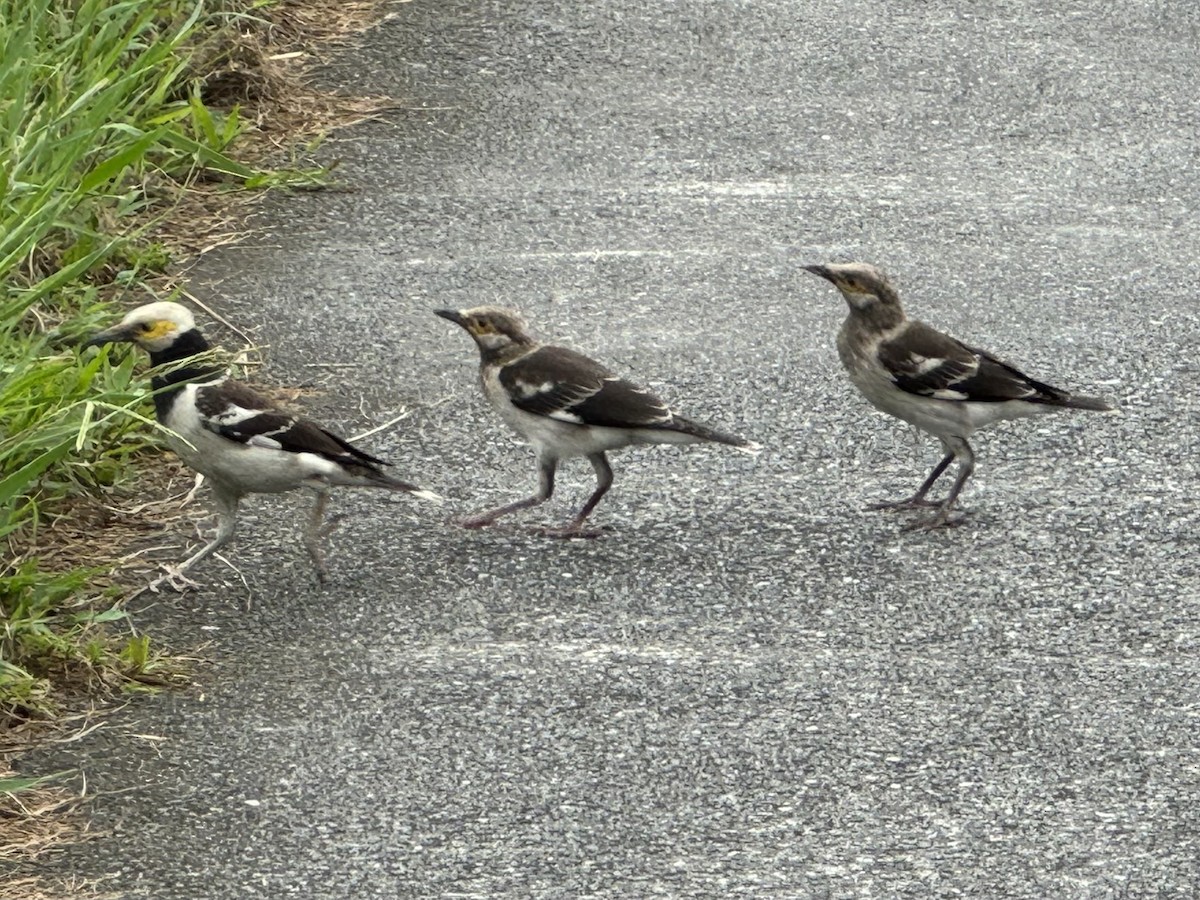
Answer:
[436,305,758,536]
[805,263,1115,529]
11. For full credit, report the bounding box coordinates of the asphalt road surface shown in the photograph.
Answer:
[30,1,1200,897]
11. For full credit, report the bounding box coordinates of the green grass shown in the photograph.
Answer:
[0,0,322,725]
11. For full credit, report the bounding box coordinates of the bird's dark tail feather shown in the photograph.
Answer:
[1056,393,1117,412]
[346,462,442,501]
[670,416,763,453]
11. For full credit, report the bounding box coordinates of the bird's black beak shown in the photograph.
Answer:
[803,264,834,282]
[434,308,464,326]
[83,324,135,349]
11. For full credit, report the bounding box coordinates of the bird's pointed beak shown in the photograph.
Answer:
[83,323,135,349]
[803,264,835,282]
[434,308,464,326]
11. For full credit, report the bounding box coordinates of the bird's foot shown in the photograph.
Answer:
[867,496,942,512]
[902,509,968,532]
[147,564,201,594]
[534,521,609,540]
[458,514,498,530]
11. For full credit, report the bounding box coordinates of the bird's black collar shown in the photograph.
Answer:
[148,328,224,420]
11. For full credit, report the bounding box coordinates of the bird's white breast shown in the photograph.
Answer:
[838,323,974,440]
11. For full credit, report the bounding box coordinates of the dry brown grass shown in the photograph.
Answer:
[0,738,111,900]
[199,0,395,139]
[1,772,84,858]
[2,877,112,900]
[12,464,192,578]
[144,1,400,261]
[0,880,113,900]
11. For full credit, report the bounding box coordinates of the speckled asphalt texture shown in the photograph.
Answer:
[28,1,1200,897]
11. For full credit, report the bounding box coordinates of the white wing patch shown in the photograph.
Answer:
[910,354,949,376]
[511,378,549,399]
[206,405,295,434]
[195,389,304,450]
[506,374,601,421]
[206,404,261,427]
[246,434,284,450]
[892,351,982,400]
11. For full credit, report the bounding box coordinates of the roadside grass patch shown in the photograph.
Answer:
[1,0,394,889]
[0,0,285,730]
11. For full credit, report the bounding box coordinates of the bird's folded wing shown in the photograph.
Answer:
[877,321,1048,403]
[499,345,674,428]
[194,381,386,465]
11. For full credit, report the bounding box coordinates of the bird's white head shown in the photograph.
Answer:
[804,262,903,317]
[435,305,535,356]
[85,301,197,354]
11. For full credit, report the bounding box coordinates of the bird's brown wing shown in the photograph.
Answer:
[499,345,674,428]
[877,321,1066,403]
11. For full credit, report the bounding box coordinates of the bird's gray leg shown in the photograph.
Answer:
[541,452,613,539]
[303,487,332,583]
[461,455,557,529]
[868,452,954,511]
[906,439,974,531]
[150,488,239,592]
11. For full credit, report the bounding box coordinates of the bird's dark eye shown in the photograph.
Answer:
[136,322,152,333]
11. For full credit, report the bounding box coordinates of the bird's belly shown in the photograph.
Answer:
[847,367,973,439]
[848,369,1050,439]
[171,430,332,494]
[503,405,635,458]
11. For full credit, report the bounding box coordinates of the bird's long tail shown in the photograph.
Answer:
[341,461,442,501]
[1055,393,1117,413]
[374,471,442,501]
[668,416,763,454]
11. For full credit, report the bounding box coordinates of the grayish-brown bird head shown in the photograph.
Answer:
[84,301,198,354]
[435,305,536,356]
[803,263,904,319]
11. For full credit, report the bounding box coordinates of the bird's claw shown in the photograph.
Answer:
[458,515,496,530]
[534,522,609,540]
[147,565,201,594]
[902,511,968,532]
[867,497,943,512]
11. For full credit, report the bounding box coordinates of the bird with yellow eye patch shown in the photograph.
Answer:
[85,301,437,589]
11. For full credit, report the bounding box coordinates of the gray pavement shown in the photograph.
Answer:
[28,0,1200,896]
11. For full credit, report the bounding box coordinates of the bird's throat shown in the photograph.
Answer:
[850,301,905,333]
